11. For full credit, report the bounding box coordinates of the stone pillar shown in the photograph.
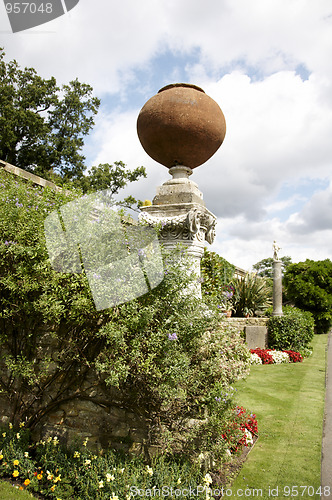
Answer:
[272,259,283,316]
[139,166,216,297]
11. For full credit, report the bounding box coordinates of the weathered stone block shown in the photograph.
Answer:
[245,326,268,349]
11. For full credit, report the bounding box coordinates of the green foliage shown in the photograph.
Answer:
[267,306,315,351]
[76,160,147,208]
[253,256,292,278]
[0,424,209,499]
[231,273,272,317]
[284,259,332,334]
[201,248,235,307]
[0,48,100,181]
[0,170,250,461]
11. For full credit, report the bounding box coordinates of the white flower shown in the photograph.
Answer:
[244,429,253,446]
[85,459,91,465]
[270,350,289,364]
[106,473,115,482]
[24,452,29,458]
[16,433,20,440]
[99,480,104,488]
[177,478,181,485]
[203,473,212,485]
[250,353,262,365]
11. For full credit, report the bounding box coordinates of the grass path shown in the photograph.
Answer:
[231,334,328,498]
[0,480,37,499]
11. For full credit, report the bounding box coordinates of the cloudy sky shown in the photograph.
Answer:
[1,0,332,270]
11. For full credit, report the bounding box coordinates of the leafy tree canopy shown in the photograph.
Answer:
[283,259,332,334]
[0,48,146,203]
[253,256,292,278]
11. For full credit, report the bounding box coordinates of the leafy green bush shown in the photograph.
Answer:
[0,169,250,462]
[231,273,272,317]
[283,259,332,334]
[267,306,315,351]
[201,249,235,307]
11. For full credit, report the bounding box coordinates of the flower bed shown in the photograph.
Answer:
[250,348,303,365]
[222,406,258,455]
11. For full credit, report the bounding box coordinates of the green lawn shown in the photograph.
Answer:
[0,480,37,499]
[231,334,328,499]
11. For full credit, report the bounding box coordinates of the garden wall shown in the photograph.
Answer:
[219,317,269,349]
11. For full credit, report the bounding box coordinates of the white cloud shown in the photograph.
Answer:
[1,0,332,268]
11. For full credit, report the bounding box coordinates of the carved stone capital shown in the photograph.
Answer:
[139,207,216,245]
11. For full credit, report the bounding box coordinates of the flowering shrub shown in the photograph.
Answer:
[250,349,303,364]
[0,423,211,499]
[283,350,304,363]
[250,348,274,364]
[250,352,262,365]
[270,350,290,364]
[221,406,258,455]
[0,170,251,463]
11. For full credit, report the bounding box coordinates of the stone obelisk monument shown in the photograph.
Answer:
[136,83,226,296]
[272,240,283,316]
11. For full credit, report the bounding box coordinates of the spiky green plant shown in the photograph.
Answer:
[231,273,272,317]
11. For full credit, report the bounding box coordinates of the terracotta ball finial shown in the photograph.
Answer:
[137,83,226,169]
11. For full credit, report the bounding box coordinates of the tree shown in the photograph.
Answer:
[253,256,292,278]
[283,259,332,334]
[0,48,100,181]
[77,161,147,208]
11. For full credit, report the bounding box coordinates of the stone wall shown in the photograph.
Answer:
[219,317,269,349]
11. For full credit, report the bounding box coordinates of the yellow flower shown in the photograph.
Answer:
[13,459,19,466]
[146,465,153,476]
[24,452,29,458]
[37,473,43,480]
[99,480,104,488]
[177,478,181,485]
[2,432,6,437]
[106,473,115,482]
[73,451,80,458]
[0,455,3,460]
[24,479,31,486]
[83,438,88,446]
[51,485,56,492]
[9,423,13,429]
[13,470,19,477]
[19,422,25,428]
[16,433,20,439]
[54,475,61,483]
